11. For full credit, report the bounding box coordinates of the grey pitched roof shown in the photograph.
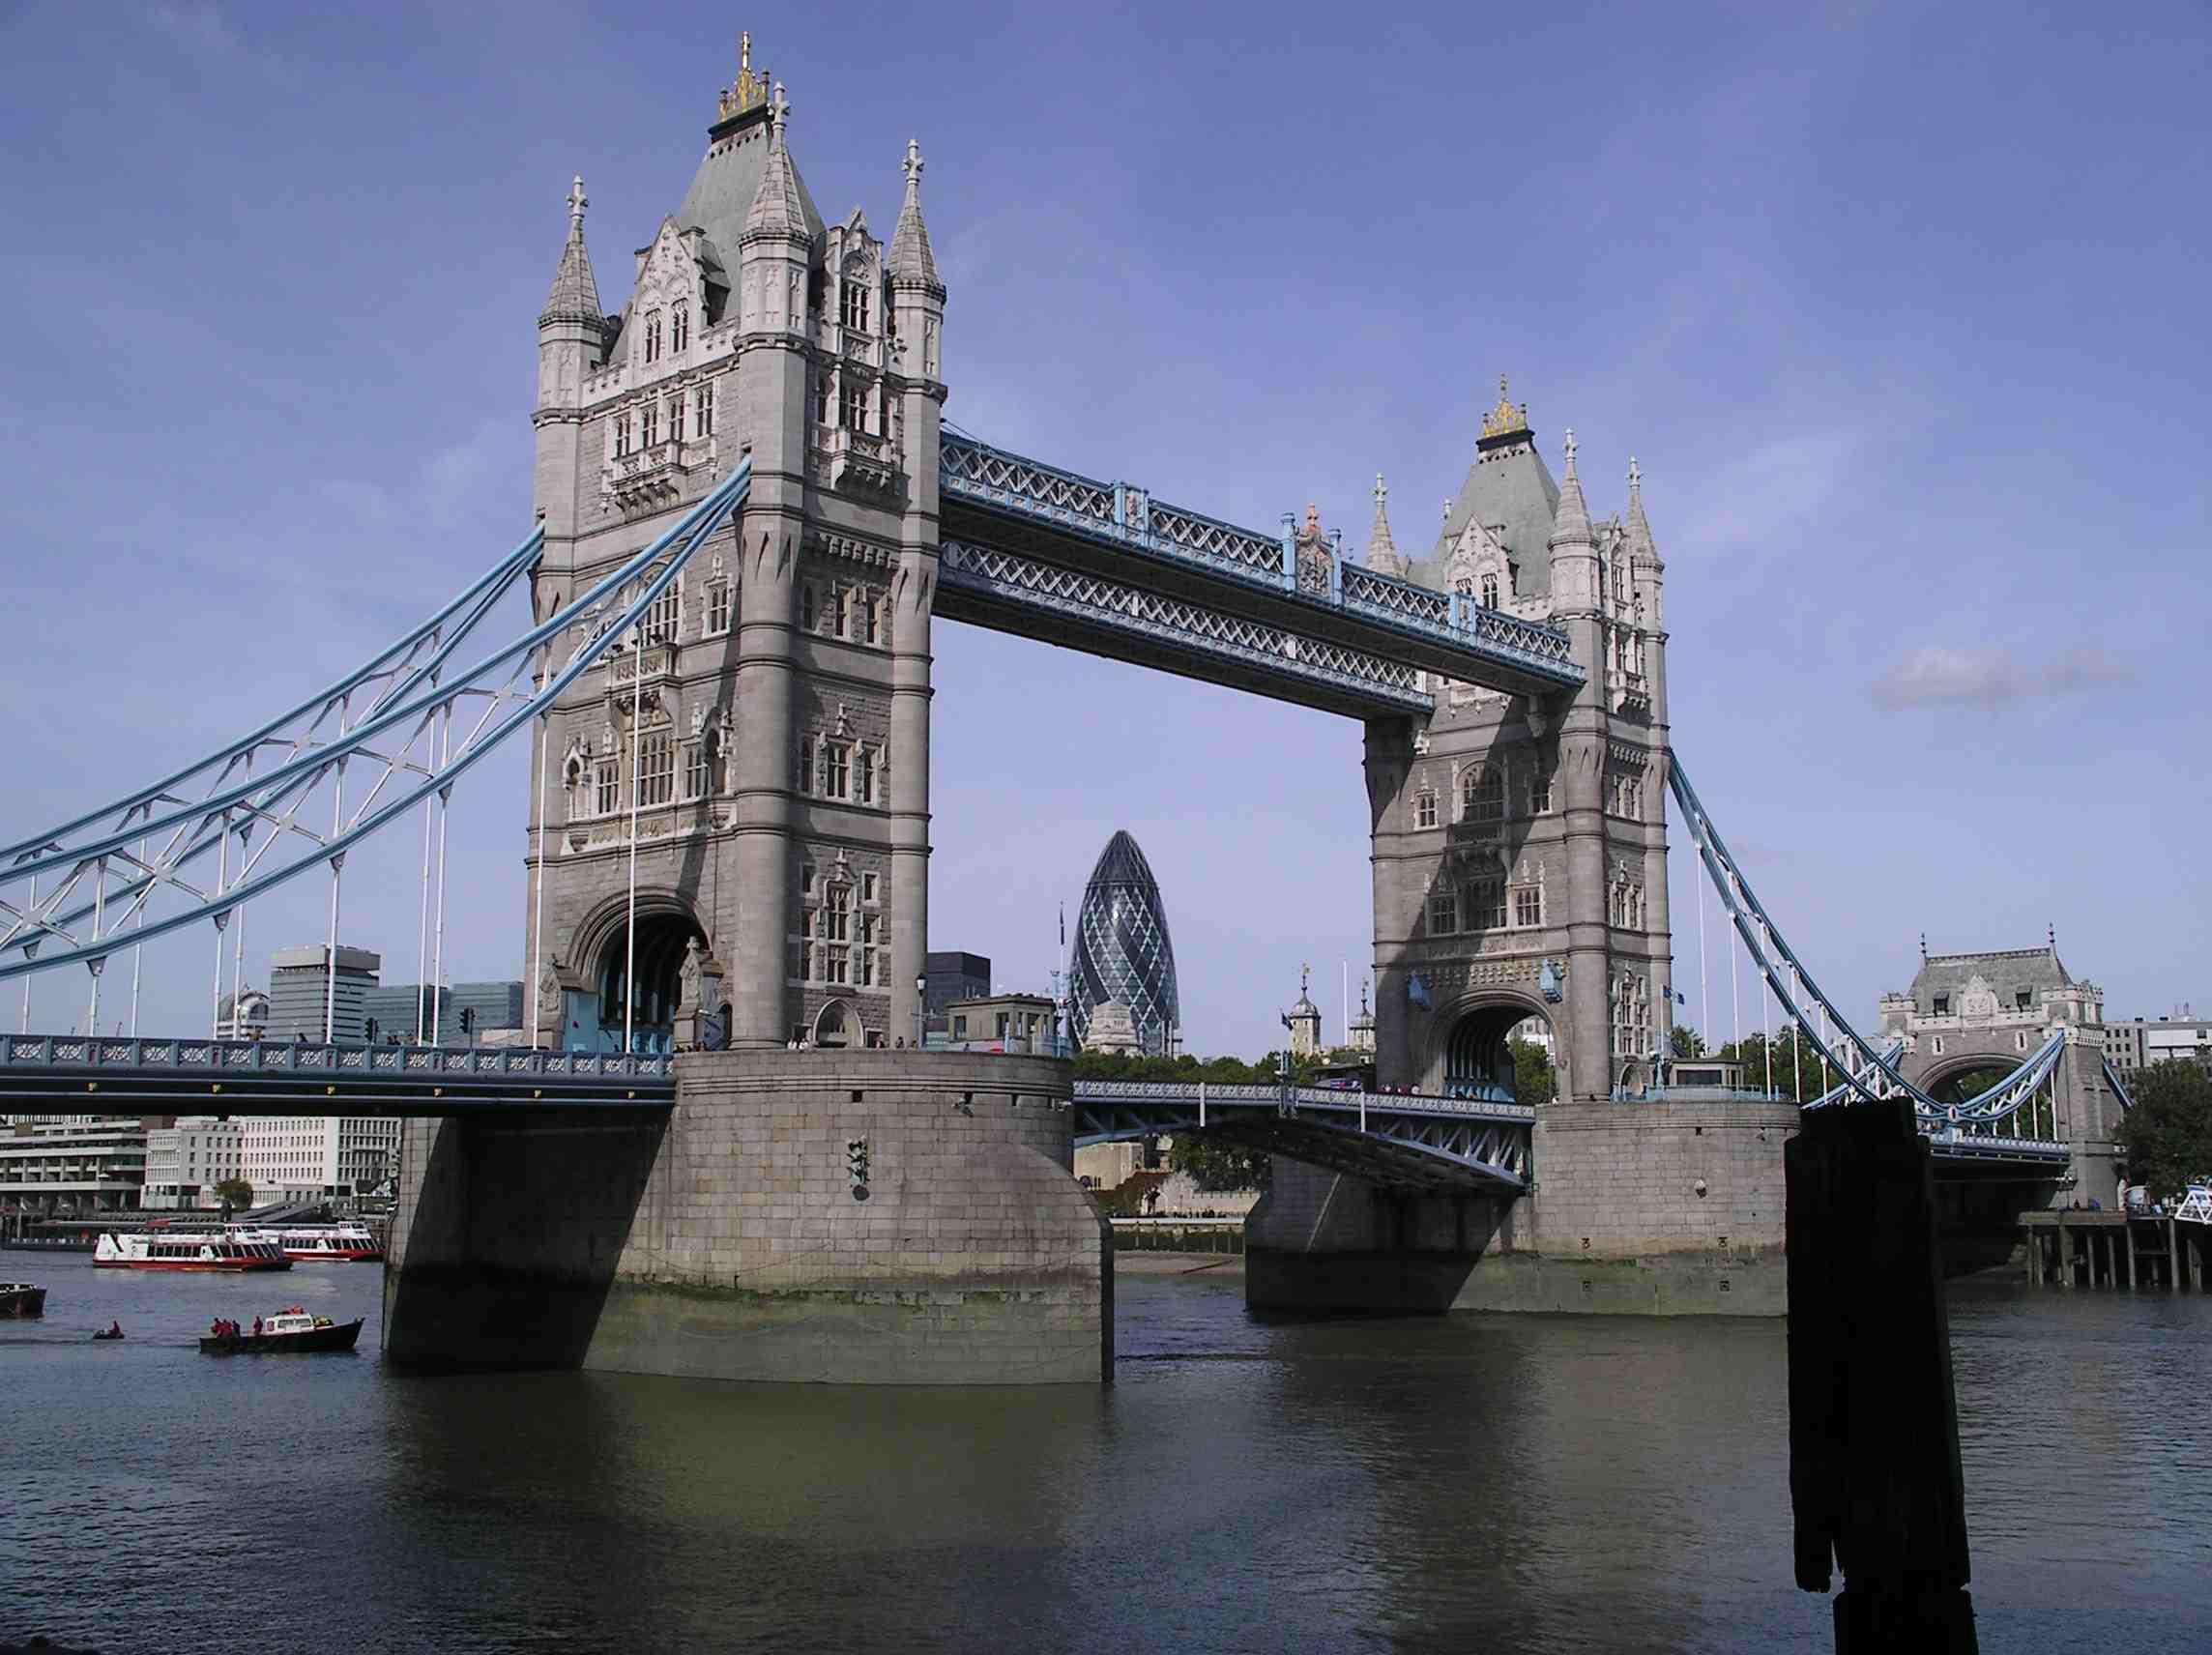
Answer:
[539,225,602,326]
[674,103,822,262]
[1907,945,2075,1009]
[1405,429,1563,597]
[742,105,815,242]
[888,144,941,293]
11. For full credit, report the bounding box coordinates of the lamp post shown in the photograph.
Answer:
[915,976,926,1051]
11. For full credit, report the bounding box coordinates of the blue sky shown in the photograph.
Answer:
[2,1,2206,1053]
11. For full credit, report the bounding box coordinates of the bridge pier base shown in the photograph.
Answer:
[383,1052,1110,1384]
[1246,1097,1799,1317]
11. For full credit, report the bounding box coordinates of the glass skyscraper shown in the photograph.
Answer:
[1069,830,1180,1056]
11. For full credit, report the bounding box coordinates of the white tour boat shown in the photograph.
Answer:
[94,1232,293,1272]
[230,1223,384,1263]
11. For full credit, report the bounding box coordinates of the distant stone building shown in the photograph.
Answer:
[1083,999,1144,1057]
[1284,967,1323,1059]
[0,1118,151,1215]
[943,992,1058,1054]
[1069,831,1179,1057]
[142,1118,245,1210]
[215,987,269,1040]
[1347,980,1376,1056]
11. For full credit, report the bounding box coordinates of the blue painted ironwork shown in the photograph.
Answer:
[1072,1078,1531,1194]
[939,434,1583,692]
[939,537,1429,715]
[0,1032,672,1113]
[1671,753,2072,1138]
[0,461,751,984]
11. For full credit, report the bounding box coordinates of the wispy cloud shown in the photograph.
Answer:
[1674,430,1858,557]
[1870,644,2135,710]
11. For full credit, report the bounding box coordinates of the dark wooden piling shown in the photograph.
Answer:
[1788,1098,1976,1652]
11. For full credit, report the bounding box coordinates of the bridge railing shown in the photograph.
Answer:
[0,1034,674,1084]
[1070,1078,1534,1125]
[940,435,1581,684]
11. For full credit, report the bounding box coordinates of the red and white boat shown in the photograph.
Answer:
[94,1233,292,1272]
[231,1223,384,1263]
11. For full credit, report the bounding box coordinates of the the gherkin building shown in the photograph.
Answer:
[1069,830,1180,1056]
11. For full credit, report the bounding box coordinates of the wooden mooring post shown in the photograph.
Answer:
[1788,1098,1976,1652]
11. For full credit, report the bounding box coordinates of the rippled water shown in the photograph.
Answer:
[3,1254,2206,1653]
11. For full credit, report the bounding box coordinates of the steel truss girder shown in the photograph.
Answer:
[0,462,752,983]
[938,434,1584,698]
[1071,1081,1531,1194]
[0,1033,673,1114]
[1670,754,2074,1137]
[939,537,1431,715]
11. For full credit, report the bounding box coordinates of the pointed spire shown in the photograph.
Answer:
[1623,453,1663,570]
[1365,472,1406,575]
[889,136,944,296]
[539,174,602,327]
[742,83,808,242]
[1549,426,1592,548]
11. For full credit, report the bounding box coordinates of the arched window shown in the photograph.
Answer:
[1461,765,1503,825]
[855,747,875,806]
[672,304,689,352]
[1479,573,1499,609]
[1415,790,1437,829]
[643,311,663,363]
[638,730,675,807]
[796,736,814,795]
[840,273,872,332]
[704,577,730,635]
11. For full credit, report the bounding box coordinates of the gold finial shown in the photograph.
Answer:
[1480,372,1529,440]
[721,30,765,118]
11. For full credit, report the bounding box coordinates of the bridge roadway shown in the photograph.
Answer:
[0,1035,2067,1183]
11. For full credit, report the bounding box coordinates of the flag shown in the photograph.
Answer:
[1408,973,1433,1010]
[1058,903,1065,949]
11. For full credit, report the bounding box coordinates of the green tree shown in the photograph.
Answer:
[1507,1037,1556,1108]
[1711,1029,1844,1103]
[214,1176,254,1211]
[2115,1060,2212,1202]
[1670,1025,1706,1060]
[1167,1135,1272,1192]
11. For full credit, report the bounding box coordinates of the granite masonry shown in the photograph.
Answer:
[383,1051,1110,1383]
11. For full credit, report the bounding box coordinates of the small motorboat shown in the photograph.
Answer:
[92,1322,125,1341]
[199,1308,364,1355]
[0,1282,46,1318]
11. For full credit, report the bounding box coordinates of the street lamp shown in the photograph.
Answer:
[915,975,926,1052]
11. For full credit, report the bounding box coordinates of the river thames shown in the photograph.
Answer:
[3,1253,2206,1653]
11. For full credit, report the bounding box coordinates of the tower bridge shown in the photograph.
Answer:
[0,47,2136,1380]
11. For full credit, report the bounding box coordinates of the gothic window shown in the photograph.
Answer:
[613,414,630,457]
[644,312,662,363]
[1529,767,1553,815]
[638,731,675,807]
[644,578,680,643]
[861,871,879,903]
[1479,573,1499,609]
[831,586,849,636]
[641,399,659,448]
[860,944,879,988]
[810,374,829,426]
[1415,790,1437,829]
[594,758,619,817]
[826,887,852,943]
[1933,995,1950,1016]
[842,383,869,434]
[860,914,879,948]
[704,578,730,635]
[800,863,816,899]
[796,737,814,795]
[1461,764,1503,825]
[1427,887,1458,935]
[860,592,879,645]
[1514,885,1544,928]
[683,740,710,800]
[695,382,714,437]
[825,742,850,798]
[800,584,816,631]
[671,393,686,440]
[672,304,689,352]
[856,746,874,805]
[1467,876,1506,930]
[841,278,871,333]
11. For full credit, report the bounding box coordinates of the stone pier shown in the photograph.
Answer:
[1248,1095,1798,1317]
[384,1051,1110,1384]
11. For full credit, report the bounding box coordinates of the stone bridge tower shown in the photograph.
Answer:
[1880,937,2125,1206]
[1362,384,1673,1107]
[523,52,946,1054]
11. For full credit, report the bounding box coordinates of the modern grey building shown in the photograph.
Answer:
[2101,1011,2210,1077]
[1068,830,1179,1057]
[266,945,381,1042]
[922,950,990,1036]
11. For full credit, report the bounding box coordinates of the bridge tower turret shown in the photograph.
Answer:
[535,175,605,550]
[724,82,815,1048]
[885,138,947,1050]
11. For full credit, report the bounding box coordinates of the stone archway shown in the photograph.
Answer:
[1426,990,1556,1103]
[568,890,709,1055]
[811,998,865,1050]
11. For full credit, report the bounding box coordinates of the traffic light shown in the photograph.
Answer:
[459,1006,475,1035]
[364,1018,378,1045]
